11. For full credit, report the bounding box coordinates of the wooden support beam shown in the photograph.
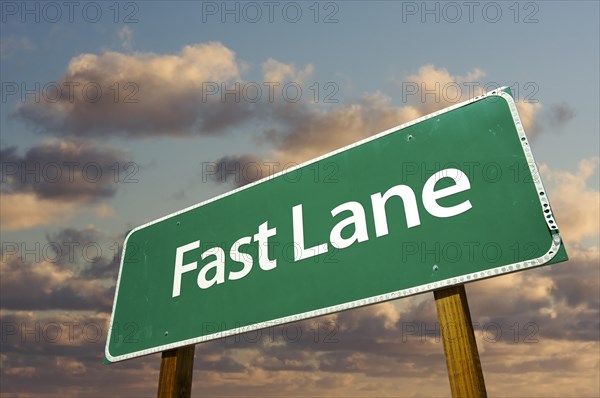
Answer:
[157,345,195,398]
[434,285,487,398]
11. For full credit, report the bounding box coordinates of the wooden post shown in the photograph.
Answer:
[157,345,195,398]
[434,285,487,398]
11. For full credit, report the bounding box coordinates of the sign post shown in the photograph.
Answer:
[435,285,487,397]
[106,88,567,396]
[157,345,195,398]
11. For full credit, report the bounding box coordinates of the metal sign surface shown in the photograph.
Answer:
[106,88,567,362]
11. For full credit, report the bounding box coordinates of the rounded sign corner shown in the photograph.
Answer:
[532,231,563,268]
[546,231,564,261]
[495,89,517,106]
[104,344,118,364]
[122,227,139,248]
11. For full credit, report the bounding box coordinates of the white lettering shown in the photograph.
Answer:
[253,221,278,270]
[197,247,226,289]
[292,204,328,261]
[371,185,420,237]
[330,201,369,249]
[422,168,472,217]
[171,167,473,297]
[172,241,200,298]
[228,236,253,280]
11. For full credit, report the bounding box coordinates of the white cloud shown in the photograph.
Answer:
[0,193,77,231]
[94,204,116,218]
[262,58,314,83]
[539,157,600,245]
[118,26,133,51]
[516,100,543,137]
[0,35,34,58]
[270,91,421,165]
[399,64,487,114]
[0,194,118,231]
[16,42,245,136]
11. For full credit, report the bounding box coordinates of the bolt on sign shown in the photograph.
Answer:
[105,88,567,362]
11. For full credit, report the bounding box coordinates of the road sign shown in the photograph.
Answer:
[106,88,567,362]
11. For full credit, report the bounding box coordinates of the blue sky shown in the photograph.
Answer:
[1,1,599,397]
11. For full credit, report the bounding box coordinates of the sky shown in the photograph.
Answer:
[0,0,599,397]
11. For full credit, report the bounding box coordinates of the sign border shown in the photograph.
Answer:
[106,88,563,362]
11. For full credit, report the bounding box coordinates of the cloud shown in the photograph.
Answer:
[396,65,542,138]
[184,241,597,393]
[466,245,599,343]
[539,157,600,245]
[262,58,314,83]
[268,91,421,165]
[545,102,576,129]
[2,253,598,398]
[479,339,599,397]
[208,154,265,187]
[1,139,129,201]
[0,252,113,311]
[0,35,34,58]
[15,46,464,144]
[0,310,161,397]
[398,64,486,114]
[0,226,120,310]
[14,45,543,151]
[550,246,600,312]
[1,139,132,230]
[15,42,246,137]
[208,92,423,189]
[0,192,120,231]
[118,26,133,51]
[94,203,116,218]
[516,100,542,137]
[0,193,78,230]
[209,65,545,188]
[193,266,597,395]
[45,226,122,279]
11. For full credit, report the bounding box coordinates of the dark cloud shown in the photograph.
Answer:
[2,255,599,397]
[547,102,576,128]
[0,253,115,312]
[194,354,246,373]
[207,94,422,189]
[531,102,576,135]
[251,351,315,372]
[0,310,161,397]
[1,226,121,311]
[1,140,132,202]
[467,254,599,343]
[208,154,265,188]
[45,227,121,280]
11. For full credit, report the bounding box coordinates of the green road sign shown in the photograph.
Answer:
[106,88,567,362]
